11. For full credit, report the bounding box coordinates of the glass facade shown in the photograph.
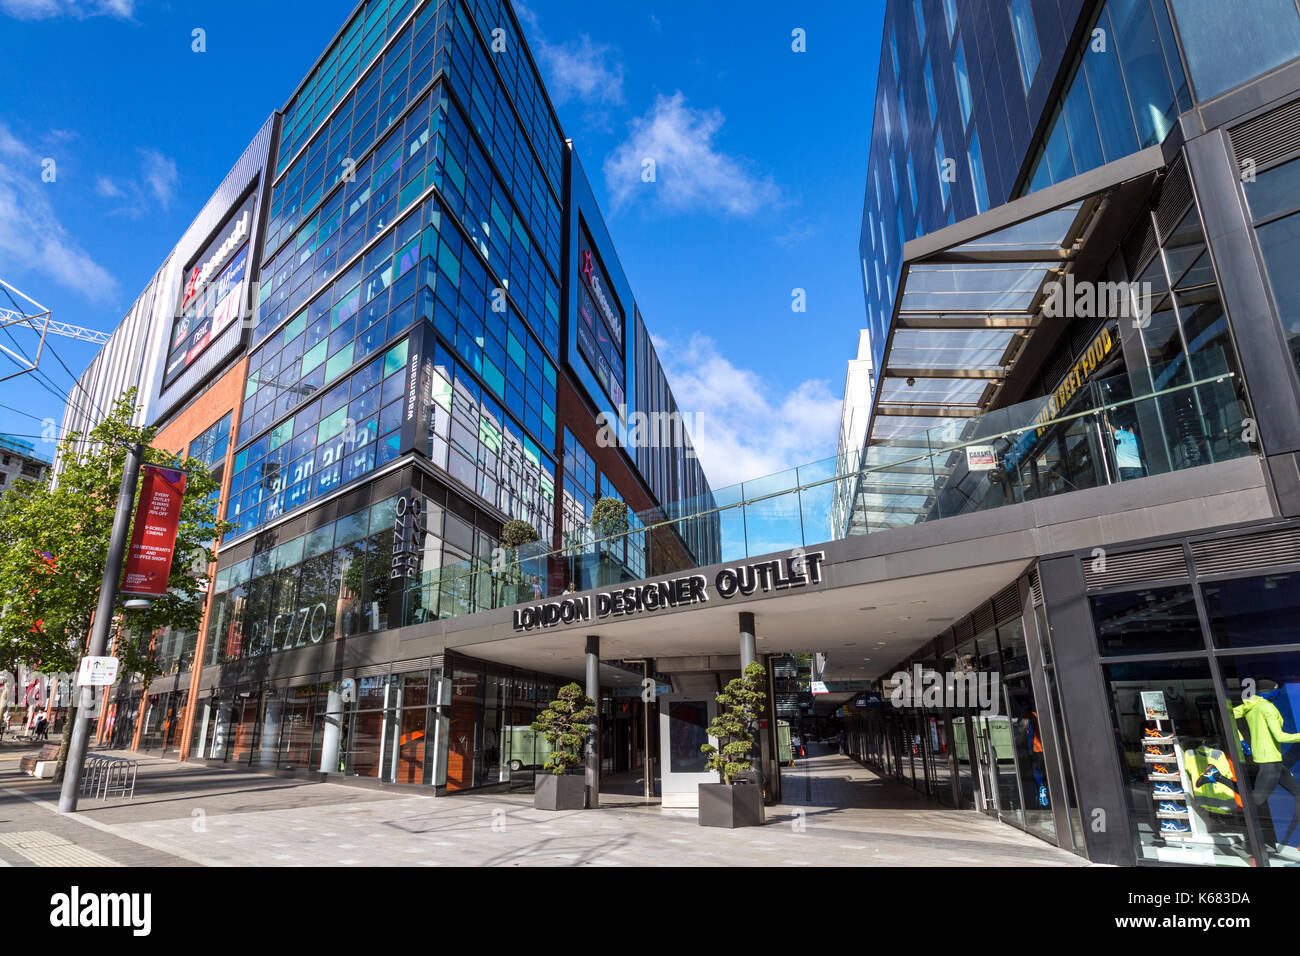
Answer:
[1023,0,1188,194]
[860,0,1081,383]
[1245,155,1300,387]
[1167,0,1300,102]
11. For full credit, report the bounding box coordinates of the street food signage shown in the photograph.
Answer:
[1004,323,1118,473]
[122,465,187,596]
[1032,323,1118,439]
[512,551,826,632]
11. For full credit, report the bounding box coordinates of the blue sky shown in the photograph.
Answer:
[0,0,883,488]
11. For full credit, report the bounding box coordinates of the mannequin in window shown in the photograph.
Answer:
[1234,679,1300,851]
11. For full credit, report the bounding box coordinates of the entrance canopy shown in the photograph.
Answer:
[870,145,1168,443]
[852,146,1170,536]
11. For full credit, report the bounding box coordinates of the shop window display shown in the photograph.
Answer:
[1104,659,1252,866]
[1215,656,1300,866]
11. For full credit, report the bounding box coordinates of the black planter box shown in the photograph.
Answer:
[534,773,586,810]
[698,782,764,828]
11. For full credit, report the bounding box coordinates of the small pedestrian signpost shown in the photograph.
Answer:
[76,656,119,687]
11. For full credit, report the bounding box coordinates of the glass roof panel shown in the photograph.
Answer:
[947,203,1083,253]
[900,262,1048,313]
[870,415,952,439]
[879,377,987,405]
[886,328,1015,370]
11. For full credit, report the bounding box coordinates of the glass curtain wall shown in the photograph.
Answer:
[444,655,561,793]
[1023,0,1190,193]
[1243,154,1300,388]
[1167,0,1300,102]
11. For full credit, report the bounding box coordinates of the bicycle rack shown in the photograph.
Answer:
[79,754,138,800]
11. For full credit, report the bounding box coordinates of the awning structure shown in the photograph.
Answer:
[849,145,1170,535]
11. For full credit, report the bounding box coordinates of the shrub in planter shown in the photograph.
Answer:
[699,661,767,828]
[589,497,630,539]
[530,682,596,810]
[590,497,630,587]
[500,519,541,549]
[498,520,541,604]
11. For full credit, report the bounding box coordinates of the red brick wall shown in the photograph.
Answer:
[554,366,657,548]
[148,357,247,759]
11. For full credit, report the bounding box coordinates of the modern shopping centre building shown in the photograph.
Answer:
[56,0,1300,869]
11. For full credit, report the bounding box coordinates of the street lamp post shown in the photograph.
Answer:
[57,441,142,813]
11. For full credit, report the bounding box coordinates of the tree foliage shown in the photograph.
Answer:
[0,388,231,687]
[500,519,540,549]
[590,496,629,540]
[701,662,767,784]
[530,682,595,775]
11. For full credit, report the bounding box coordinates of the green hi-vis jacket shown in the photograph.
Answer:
[1233,696,1300,764]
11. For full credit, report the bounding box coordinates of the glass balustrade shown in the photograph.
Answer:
[396,351,1251,625]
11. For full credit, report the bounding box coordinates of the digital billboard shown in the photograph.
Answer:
[576,226,625,410]
[163,189,256,388]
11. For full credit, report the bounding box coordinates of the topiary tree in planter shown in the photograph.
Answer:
[500,519,541,549]
[699,662,768,828]
[530,682,596,810]
[589,497,629,540]
[499,519,540,605]
[590,497,629,587]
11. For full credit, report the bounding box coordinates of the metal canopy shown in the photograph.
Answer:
[850,145,1170,536]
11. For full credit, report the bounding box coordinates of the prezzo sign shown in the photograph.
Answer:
[512,551,826,632]
[391,492,427,580]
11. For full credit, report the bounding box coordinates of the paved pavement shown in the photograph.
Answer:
[0,741,1088,867]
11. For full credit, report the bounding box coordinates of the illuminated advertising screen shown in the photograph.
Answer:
[576,227,625,410]
[164,191,256,388]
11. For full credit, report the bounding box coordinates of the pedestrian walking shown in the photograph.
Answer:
[36,714,49,740]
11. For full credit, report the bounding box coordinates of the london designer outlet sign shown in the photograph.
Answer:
[511,551,826,632]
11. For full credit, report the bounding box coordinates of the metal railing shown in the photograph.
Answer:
[395,351,1249,623]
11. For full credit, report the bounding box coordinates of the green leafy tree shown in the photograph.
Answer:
[496,519,541,605]
[530,682,596,775]
[701,662,768,784]
[500,519,540,549]
[590,497,629,540]
[0,388,231,775]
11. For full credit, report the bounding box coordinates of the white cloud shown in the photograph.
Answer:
[139,148,178,208]
[94,147,180,217]
[774,220,817,248]
[536,35,624,106]
[653,332,841,489]
[0,124,117,303]
[604,92,779,216]
[0,0,133,18]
